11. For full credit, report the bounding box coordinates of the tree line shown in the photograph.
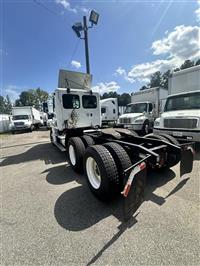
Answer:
[1,58,199,114]
[101,59,200,105]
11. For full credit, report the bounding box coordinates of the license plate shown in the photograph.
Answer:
[173,131,183,137]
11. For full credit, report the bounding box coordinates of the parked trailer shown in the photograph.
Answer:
[10,106,41,133]
[118,87,168,134]
[51,70,194,221]
[0,114,10,133]
[154,65,200,142]
[100,98,118,125]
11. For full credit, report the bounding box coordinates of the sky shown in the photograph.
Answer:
[0,0,200,101]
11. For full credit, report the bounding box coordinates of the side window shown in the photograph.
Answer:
[113,109,116,114]
[62,94,80,109]
[82,95,97,109]
[149,103,153,112]
[101,107,106,114]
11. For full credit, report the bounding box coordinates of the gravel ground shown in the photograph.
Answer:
[1,130,199,266]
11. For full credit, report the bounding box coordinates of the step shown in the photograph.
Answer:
[57,135,65,140]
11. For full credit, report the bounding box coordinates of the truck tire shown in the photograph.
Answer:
[67,137,85,173]
[142,120,150,135]
[144,133,179,168]
[81,135,95,147]
[144,133,168,142]
[103,142,132,190]
[84,145,119,201]
[158,133,179,145]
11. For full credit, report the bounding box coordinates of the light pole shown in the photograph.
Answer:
[72,10,99,74]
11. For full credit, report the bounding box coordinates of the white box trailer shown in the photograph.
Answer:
[154,65,200,142]
[0,114,10,133]
[10,106,41,133]
[100,98,118,125]
[118,87,168,134]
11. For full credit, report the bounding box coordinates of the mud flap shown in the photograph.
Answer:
[123,168,147,221]
[180,148,194,177]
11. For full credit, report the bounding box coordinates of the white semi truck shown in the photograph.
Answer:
[10,106,41,133]
[117,87,168,134]
[100,98,118,125]
[51,70,194,221]
[154,65,200,142]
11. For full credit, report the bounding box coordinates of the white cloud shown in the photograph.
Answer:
[71,60,81,69]
[115,25,200,83]
[195,0,200,22]
[55,0,77,13]
[92,81,120,94]
[3,85,21,102]
[0,49,8,56]
[80,7,89,14]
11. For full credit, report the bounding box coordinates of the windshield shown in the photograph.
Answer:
[12,115,29,120]
[125,103,147,114]
[165,92,200,112]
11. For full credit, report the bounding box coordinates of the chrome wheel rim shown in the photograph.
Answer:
[69,145,76,166]
[86,157,101,189]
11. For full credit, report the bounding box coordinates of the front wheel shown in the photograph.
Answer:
[67,137,85,173]
[142,121,150,135]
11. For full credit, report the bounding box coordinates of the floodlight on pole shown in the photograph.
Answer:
[71,10,100,74]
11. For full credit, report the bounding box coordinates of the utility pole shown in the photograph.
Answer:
[83,16,90,74]
[72,10,99,75]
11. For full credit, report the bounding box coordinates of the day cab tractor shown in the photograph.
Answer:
[51,70,194,221]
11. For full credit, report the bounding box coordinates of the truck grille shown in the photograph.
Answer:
[120,118,131,124]
[164,118,198,129]
[14,122,24,126]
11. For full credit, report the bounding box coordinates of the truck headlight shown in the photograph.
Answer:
[154,119,160,127]
[134,119,144,123]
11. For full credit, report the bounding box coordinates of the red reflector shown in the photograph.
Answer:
[140,162,146,170]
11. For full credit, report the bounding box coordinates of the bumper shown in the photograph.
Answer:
[117,124,143,131]
[10,126,30,131]
[154,127,200,142]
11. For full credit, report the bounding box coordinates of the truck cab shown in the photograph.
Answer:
[117,101,156,134]
[10,114,33,132]
[54,88,101,131]
[154,91,200,141]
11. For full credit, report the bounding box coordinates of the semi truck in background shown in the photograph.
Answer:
[100,98,118,125]
[154,65,200,142]
[10,106,41,133]
[117,87,168,134]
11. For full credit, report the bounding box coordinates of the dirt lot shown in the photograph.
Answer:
[1,130,200,265]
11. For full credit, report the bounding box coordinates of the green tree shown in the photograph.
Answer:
[180,59,194,70]
[118,93,131,106]
[149,71,162,88]
[0,95,6,113]
[195,59,200,66]
[5,95,12,114]
[15,88,49,109]
[161,70,172,89]
[140,85,149,91]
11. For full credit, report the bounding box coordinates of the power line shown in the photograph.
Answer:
[67,38,81,68]
[33,0,63,18]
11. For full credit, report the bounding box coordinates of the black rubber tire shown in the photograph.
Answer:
[158,133,179,145]
[81,135,95,147]
[50,129,55,145]
[67,137,85,173]
[144,133,168,141]
[103,142,132,191]
[144,133,179,168]
[142,120,150,135]
[84,145,119,201]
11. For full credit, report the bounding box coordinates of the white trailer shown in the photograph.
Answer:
[10,106,41,133]
[0,114,10,133]
[154,65,200,142]
[100,98,118,125]
[117,87,168,134]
